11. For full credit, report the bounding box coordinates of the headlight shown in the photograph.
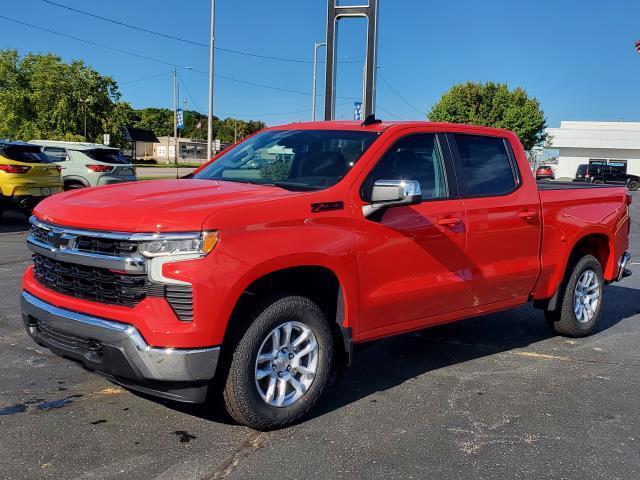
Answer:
[138,231,218,258]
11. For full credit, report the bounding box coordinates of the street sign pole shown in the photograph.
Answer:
[207,0,216,160]
[324,0,379,121]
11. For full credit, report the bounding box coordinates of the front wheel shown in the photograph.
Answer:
[222,295,333,430]
[545,254,604,337]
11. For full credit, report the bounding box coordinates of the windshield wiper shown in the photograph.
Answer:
[272,182,321,191]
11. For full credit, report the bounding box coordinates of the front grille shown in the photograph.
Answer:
[33,253,147,307]
[29,223,138,257]
[31,253,194,321]
[75,236,138,256]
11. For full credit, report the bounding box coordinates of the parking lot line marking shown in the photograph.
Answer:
[513,351,568,361]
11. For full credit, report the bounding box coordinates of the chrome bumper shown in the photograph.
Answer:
[21,291,219,402]
[617,252,632,281]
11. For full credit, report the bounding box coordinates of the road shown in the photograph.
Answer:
[1,193,639,480]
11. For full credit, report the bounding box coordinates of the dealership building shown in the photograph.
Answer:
[547,121,640,179]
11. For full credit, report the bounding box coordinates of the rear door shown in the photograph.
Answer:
[447,133,541,305]
[354,130,473,334]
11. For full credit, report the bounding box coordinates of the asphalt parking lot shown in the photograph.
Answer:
[1,193,639,480]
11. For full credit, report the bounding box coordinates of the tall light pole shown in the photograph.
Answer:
[312,42,326,121]
[207,0,216,160]
[173,68,178,167]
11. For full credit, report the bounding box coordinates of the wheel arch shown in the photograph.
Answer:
[222,264,353,369]
[538,231,613,312]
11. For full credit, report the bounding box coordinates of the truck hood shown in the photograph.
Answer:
[34,179,300,232]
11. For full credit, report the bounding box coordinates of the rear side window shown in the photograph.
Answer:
[43,147,68,162]
[0,145,53,164]
[84,149,129,164]
[452,134,517,196]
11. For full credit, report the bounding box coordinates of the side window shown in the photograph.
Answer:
[452,134,517,196]
[44,147,68,162]
[362,134,448,201]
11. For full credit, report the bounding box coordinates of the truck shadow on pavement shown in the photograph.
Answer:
[0,210,30,233]
[132,283,639,426]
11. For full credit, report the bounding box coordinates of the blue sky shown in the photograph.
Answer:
[1,0,640,127]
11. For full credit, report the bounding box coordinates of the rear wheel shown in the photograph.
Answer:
[628,180,640,191]
[222,295,333,430]
[592,179,604,184]
[545,254,604,337]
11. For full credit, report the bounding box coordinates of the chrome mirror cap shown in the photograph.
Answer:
[363,179,422,218]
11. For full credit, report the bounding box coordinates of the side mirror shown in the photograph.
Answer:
[363,179,422,218]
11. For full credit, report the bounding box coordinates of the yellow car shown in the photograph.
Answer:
[0,141,63,216]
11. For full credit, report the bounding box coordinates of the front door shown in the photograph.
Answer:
[354,132,473,335]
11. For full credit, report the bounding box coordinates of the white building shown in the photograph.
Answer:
[547,121,640,179]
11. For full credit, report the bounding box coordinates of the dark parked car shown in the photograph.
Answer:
[574,164,640,191]
[535,165,555,180]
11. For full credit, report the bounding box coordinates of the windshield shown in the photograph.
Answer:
[84,149,130,164]
[0,145,54,164]
[194,130,379,190]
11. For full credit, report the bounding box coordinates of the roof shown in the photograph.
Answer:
[122,127,160,143]
[268,120,516,137]
[28,140,119,151]
[0,140,34,148]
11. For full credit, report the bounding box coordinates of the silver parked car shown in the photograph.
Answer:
[29,141,137,190]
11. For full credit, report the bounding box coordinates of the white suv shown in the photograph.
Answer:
[29,141,137,190]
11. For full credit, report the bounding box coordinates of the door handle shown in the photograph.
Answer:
[437,217,463,227]
[518,210,538,220]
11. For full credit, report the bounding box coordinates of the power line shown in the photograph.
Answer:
[378,72,427,116]
[40,0,209,48]
[0,15,195,71]
[0,15,361,100]
[177,72,201,112]
[39,0,360,65]
[120,71,172,85]
[218,101,353,118]
[376,104,404,120]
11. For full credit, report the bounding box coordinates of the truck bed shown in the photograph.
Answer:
[537,181,621,191]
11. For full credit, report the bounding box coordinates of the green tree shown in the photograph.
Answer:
[0,49,121,142]
[0,49,268,146]
[428,81,547,151]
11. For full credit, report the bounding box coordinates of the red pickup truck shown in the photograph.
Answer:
[22,120,632,429]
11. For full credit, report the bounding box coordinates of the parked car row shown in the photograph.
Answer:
[0,140,137,218]
[574,163,640,191]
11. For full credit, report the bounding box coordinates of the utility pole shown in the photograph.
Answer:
[207,0,216,160]
[173,68,178,171]
[82,98,90,141]
[311,42,326,121]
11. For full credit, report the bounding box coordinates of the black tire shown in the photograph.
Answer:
[592,179,604,184]
[222,295,333,430]
[628,181,640,191]
[545,254,604,337]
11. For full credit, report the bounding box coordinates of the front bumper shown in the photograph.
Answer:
[21,291,219,403]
